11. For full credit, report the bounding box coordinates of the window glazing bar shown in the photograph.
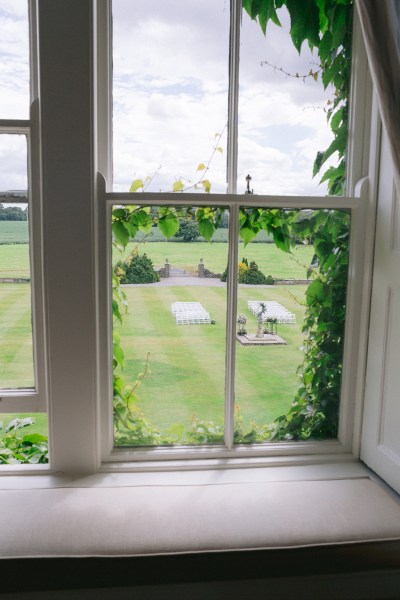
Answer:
[227,0,241,194]
[224,203,239,449]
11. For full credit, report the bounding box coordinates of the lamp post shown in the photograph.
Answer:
[245,174,253,194]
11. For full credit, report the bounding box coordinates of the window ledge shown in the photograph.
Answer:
[1,462,400,558]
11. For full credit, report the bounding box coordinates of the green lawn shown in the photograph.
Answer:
[116,284,307,435]
[0,283,35,388]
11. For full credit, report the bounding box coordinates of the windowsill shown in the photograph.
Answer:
[1,460,400,559]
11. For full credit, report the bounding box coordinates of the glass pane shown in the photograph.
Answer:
[112,0,229,193]
[112,205,228,447]
[0,134,34,389]
[238,7,337,195]
[0,0,30,119]
[234,208,350,443]
[0,134,28,191]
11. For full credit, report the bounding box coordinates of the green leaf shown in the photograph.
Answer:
[330,108,343,132]
[239,225,258,245]
[22,433,48,444]
[198,219,215,241]
[196,163,206,171]
[201,180,211,193]
[129,179,144,192]
[319,30,332,63]
[158,214,179,238]
[286,0,320,52]
[112,221,129,247]
[172,180,184,192]
[332,4,347,48]
[320,123,347,165]
[313,151,324,178]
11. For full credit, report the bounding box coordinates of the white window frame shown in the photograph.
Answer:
[0,0,378,476]
[0,1,47,416]
[95,0,375,468]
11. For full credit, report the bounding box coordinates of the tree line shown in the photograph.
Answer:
[0,204,28,221]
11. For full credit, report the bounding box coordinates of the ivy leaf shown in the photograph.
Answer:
[112,221,129,247]
[22,433,48,444]
[129,179,144,193]
[286,0,320,52]
[330,108,343,132]
[319,30,332,64]
[239,226,258,245]
[158,214,179,238]
[201,180,211,193]
[198,218,215,241]
[332,4,347,48]
[172,180,184,192]
[313,151,324,178]
[320,123,347,165]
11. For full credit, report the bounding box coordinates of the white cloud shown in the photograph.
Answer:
[0,0,29,119]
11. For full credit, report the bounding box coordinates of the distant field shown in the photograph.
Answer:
[0,244,30,278]
[0,221,29,243]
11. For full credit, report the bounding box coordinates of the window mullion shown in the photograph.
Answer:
[224,203,239,449]
[227,0,241,194]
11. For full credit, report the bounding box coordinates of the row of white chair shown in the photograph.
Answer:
[172,302,211,325]
[247,300,296,324]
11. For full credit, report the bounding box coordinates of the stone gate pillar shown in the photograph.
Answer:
[198,258,205,278]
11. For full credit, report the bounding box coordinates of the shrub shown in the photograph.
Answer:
[116,252,160,284]
[241,261,268,285]
[0,418,48,464]
[174,218,199,242]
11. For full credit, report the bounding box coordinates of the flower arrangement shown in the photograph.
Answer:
[237,314,247,335]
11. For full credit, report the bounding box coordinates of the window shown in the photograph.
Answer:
[0,1,377,474]
[0,0,47,464]
[100,0,367,460]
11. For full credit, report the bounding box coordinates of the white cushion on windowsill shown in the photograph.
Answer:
[1,471,400,558]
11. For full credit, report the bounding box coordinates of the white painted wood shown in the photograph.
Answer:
[361,130,400,494]
[37,0,97,473]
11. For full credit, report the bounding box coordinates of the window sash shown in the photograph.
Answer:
[0,118,46,412]
[99,187,366,462]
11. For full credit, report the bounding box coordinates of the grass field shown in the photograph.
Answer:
[116,284,307,435]
[0,221,29,244]
[0,283,34,388]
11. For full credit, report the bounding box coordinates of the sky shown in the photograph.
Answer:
[112,0,337,196]
[0,0,338,198]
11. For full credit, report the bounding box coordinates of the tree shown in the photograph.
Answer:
[174,218,199,242]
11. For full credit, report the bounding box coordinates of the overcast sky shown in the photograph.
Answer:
[113,0,336,196]
[0,0,337,197]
